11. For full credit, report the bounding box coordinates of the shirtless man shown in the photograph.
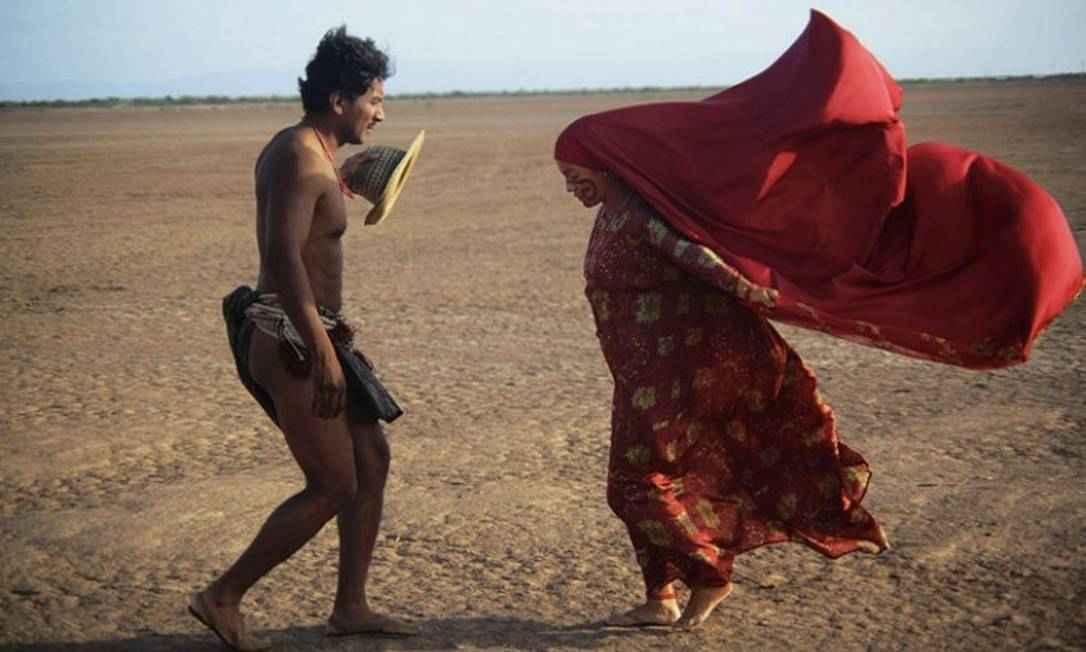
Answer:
[188,26,414,650]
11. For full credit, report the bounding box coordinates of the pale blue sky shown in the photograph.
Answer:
[2,0,1084,101]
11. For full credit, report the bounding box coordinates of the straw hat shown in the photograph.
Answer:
[343,130,425,225]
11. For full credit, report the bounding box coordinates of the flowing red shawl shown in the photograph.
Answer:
[555,10,1083,369]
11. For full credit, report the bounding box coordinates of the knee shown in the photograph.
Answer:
[309,473,359,515]
[369,431,392,475]
[361,443,391,495]
[356,423,391,487]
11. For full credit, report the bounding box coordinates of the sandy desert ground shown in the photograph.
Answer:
[1,80,1084,651]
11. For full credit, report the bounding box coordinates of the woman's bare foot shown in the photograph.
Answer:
[187,589,271,651]
[327,607,419,638]
[675,583,733,629]
[605,598,682,627]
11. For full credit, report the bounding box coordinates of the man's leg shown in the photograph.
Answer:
[191,331,359,648]
[334,421,388,614]
[327,421,417,636]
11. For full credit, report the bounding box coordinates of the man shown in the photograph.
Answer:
[188,26,415,650]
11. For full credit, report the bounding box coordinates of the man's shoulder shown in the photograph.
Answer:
[257,126,326,178]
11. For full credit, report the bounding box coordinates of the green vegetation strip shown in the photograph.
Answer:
[3,74,1084,110]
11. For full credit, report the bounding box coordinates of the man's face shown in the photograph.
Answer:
[338,79,385,145]
[557,161,608,208]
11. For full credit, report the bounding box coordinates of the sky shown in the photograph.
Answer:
[2,0,1085,101]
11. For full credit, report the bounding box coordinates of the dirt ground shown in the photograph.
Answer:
[1,80,1084,652]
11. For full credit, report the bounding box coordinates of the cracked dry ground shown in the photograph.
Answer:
[1,81,1084,651]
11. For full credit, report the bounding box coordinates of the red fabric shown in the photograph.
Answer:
[556,10,1083,369]
[586,201,887,596]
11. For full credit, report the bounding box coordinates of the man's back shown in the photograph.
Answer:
[254,126,347,312]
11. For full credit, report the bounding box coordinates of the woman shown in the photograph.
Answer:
[557,161,888,628]
[555,11,1081,629]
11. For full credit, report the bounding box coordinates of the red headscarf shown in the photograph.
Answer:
[556,10,1082,369]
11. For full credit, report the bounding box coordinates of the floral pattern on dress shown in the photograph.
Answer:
[586,198,888,597]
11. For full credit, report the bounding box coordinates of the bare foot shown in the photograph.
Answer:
[327,608,419,638]
[675,583,734,629]
[605,599,682,627]
[187,590,271,651]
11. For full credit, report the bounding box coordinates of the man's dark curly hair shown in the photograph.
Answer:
[298,26,391,114]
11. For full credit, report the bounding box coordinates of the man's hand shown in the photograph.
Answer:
[340,149,381,194]
[311,345,346,419]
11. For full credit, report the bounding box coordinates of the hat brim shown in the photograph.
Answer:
[364,130,425,225]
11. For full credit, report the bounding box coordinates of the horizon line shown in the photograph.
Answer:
[3,72,1085,108]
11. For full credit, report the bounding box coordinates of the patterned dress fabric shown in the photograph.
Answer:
[585,197,888,597]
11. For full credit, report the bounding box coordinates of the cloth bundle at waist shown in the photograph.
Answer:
[222,286,403,424]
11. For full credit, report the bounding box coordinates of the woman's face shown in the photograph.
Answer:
[557,161,609,208]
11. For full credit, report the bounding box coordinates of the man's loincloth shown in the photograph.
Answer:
[222,285,403,425]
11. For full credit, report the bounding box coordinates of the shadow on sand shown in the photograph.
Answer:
[0,615,690,651]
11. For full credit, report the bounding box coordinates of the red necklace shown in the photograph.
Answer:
[311,125,356,198]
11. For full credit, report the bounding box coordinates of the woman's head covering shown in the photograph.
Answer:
[554,10,1082,369]
[555,10,904,281]
[554,120,601,170]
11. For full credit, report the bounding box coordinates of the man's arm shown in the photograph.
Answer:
[262,146,345,419]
